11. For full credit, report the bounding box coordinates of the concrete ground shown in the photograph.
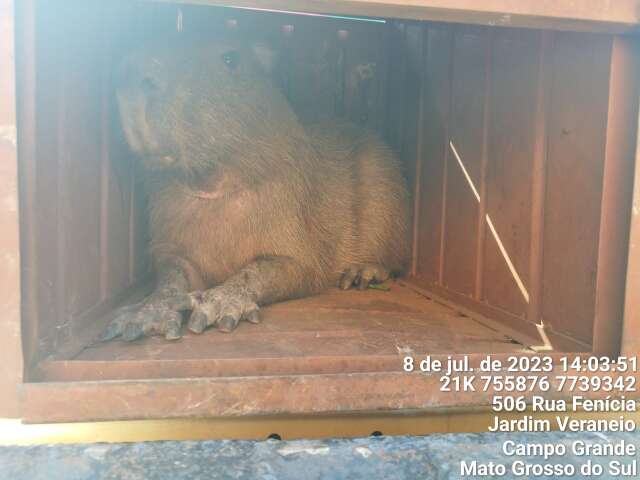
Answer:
[0,431,638,479]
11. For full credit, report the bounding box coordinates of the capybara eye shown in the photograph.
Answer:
[222,51,239,69]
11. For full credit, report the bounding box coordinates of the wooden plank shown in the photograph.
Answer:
[414,24,451,283]
[0,0,23,418]
[151,0,640,34]
[542,32,612,346]
[593,35,640,356]
[442,26,487,296]
[482,28,539,317]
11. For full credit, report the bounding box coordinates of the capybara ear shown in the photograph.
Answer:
[252,43,275,73]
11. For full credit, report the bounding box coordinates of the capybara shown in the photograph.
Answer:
[102,34,410,341]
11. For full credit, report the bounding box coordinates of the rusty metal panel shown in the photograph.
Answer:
[19,0,152,369]
[442,26,488,296]
[101,100,135,300]
[593,36,640,356]
[383,23,407,154]
[414,24,452,283]
[26,0,62,364]
[409,25,427,276]
[29,1,98,357]
[391,22,424,272]
[397,23,425,201]
[409,25,627,351]
[481,28,539,317]
[55,3,103,322]
[24,360,640,422]
[526,31,553,327]
[405,280,592,352]
[542,32,612,345]
[20,371,510,422]
[0,0,23,418]
[622,100,640,356]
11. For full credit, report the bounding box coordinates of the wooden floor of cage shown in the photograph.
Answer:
[31,281,532,382]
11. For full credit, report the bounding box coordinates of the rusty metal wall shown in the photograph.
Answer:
[405,23,638,352]
[18,0,153,372]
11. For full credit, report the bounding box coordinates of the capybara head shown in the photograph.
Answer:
[115,34,296,177]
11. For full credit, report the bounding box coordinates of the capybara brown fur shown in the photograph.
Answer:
[102,34,410,341]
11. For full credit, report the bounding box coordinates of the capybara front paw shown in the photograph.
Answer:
[100,296,184,342]
[169,286,260,334]
[338,263,390,290]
